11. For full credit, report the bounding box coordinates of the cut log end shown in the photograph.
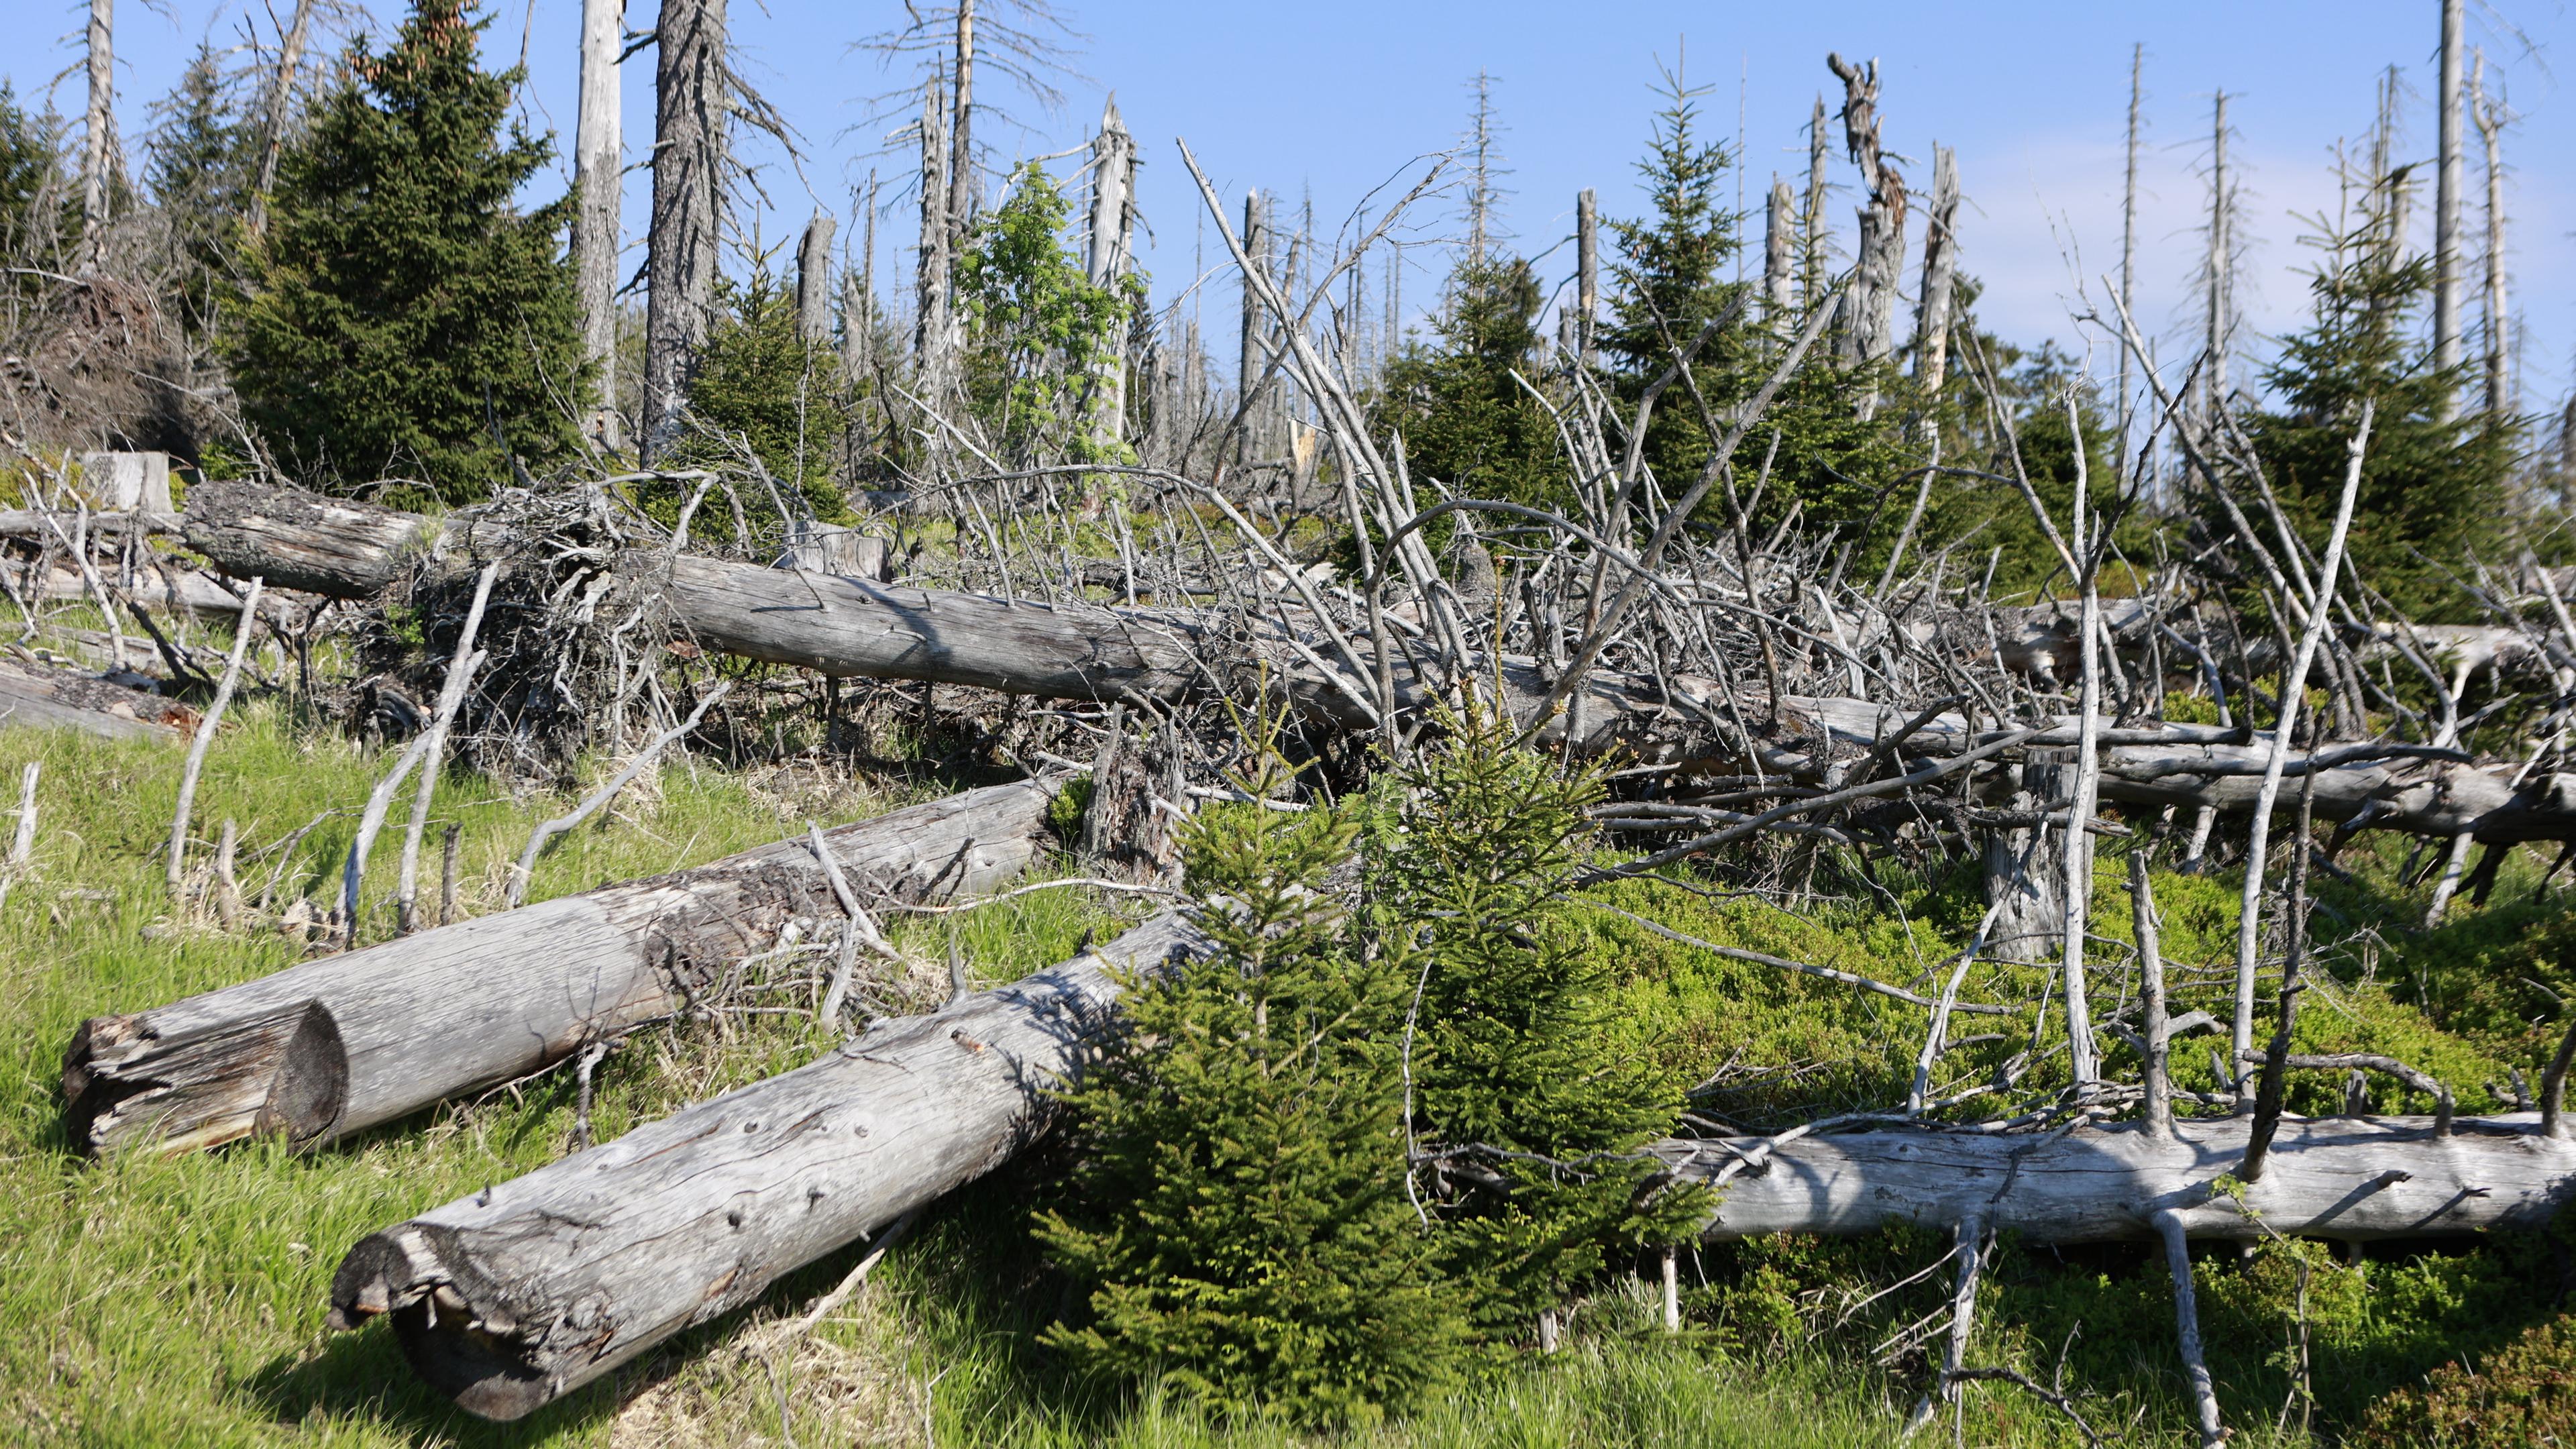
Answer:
[62,999,347,1156]
[330,1224,555,1421]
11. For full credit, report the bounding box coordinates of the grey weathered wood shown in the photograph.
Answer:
[574,0,625,447]
[62,778,1063,1157]
[181,480,445,598]
[80,0,112,258]
[643,0,729,456]
[2432,0,2465,412]
[77,452,173,513]
[795,208,837,346]
[1664,1116,2576,1245]
[327,912,1205,1420]
[0,660,184,741]
[178,484,2576,844]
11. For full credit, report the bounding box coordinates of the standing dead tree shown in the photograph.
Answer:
[1827,52,1905,417]
[574,0,625,448]
[641,0,729,458]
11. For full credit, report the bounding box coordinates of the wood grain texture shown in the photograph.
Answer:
[0,661,186,740]
[1662,1116,2576,1244]
[64,779,1063,1157]
[328,912,1206,1420]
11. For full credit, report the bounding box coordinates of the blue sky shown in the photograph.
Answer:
[14,0,2575,413]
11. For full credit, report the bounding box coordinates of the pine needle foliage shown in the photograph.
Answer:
[1373,256,1566,509]
[1036,745,1465,1428]
[226,0,588,506]
[1370,706,1701,1337]
[957,162,1140,468]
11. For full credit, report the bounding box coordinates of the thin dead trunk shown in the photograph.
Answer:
[2471,52,2510,419]
[2116,43,2142,471]
[1576,188,1599,369]
[574,0,625,448]
[1762,178,1794,328]
[1238,189,1272,458]
[1085,97,1136,452]
[1827,53,1906,414]
[796,208,837,345]
[64,779,1065,1157]
[2433,0,2465,416]
[1911,145,1958,390]
[641,0,729,459]
[2203,93,2231,419]
[914,75,953,399]
[248,0,315,236]
[80,0,113,264]
[946,0,976,259]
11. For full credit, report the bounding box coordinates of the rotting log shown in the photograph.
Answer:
[0,659,189,740]
[174,482,2576,838]
[1661,1116,2576,1245]
[328,912,1205,1421]
[179,478,448,599]
[63,777,1063,1157]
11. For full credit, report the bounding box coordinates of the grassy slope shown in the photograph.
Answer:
[2,698,2571,1446]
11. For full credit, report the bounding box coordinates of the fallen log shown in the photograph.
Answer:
[327,912,1204,1421]
[174,482,2576,841]
[0,659,190,740]
[62,777,1064,1157]
[1661,1116,2576,1244]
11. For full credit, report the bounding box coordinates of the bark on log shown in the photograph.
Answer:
[1662,1116,2576,1245]
[0,659,188,739]
[327,912,1205,1421]
[174,483,2576,842]
[62,778,1063,1157]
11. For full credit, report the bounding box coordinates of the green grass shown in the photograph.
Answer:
[4,697,2574,1446]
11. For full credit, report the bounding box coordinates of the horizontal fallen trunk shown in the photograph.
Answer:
[0,508,180,538]
[328,912,1204,1421]
[23,564,256,613]
[1663,1115,2576,1244]
[64,777,1063,1157]
[0,659,187,740]
[176,482,2576,839]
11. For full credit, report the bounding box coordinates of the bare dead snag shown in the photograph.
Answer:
[2154,1208,2228,1448]
[506,685,729,910]
[166,577,264,904]
[327,914,1207,1421]
[62,778,1065,1157]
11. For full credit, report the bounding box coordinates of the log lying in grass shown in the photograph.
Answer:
[1661,1116,2576,1245]
[0,659,189,740]
[63,777,1063,1157]
[328,912,1203,1421]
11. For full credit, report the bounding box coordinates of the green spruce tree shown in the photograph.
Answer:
[1037,744,1463,1426]
[2244,203,2511,621]
[657,264,852,540]
[226,0,588,506]
[1373,255,1566,508]
[1599,66,1909,546]
[0,84,69,284]
[146,46,254,339]
[1371,706,1699,1338]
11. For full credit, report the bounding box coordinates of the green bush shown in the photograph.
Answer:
[2357,1310,2576,1446]
[1036,747,1464,1426]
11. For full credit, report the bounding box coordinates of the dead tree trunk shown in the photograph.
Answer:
[327,912,1206,1421]
[1981,756,2067,964]
[914,74,953,401]
[80,0,113,264]
[2471,53,2510,419]
[1576,187,1599,368]
[2203,93,2232,419]
[1238,188,1273,460]
[0,659,186,741]
[641,0,729,459]
[1084,97,1136,453]
[574,0,625,448]
[2115,44,2143,469]
[796,208,837,345]
[1664,1116,2576,1244]
[1827,53,1906,415]
[247,0,315,236]
[63,779,1063,1157]
[2432,0,2465,418]
[1762,178,1794,327]
[1913,146,1959,390]
[178,484,2576,845]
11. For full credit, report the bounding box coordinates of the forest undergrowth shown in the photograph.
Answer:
[1,674,2571,1448]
